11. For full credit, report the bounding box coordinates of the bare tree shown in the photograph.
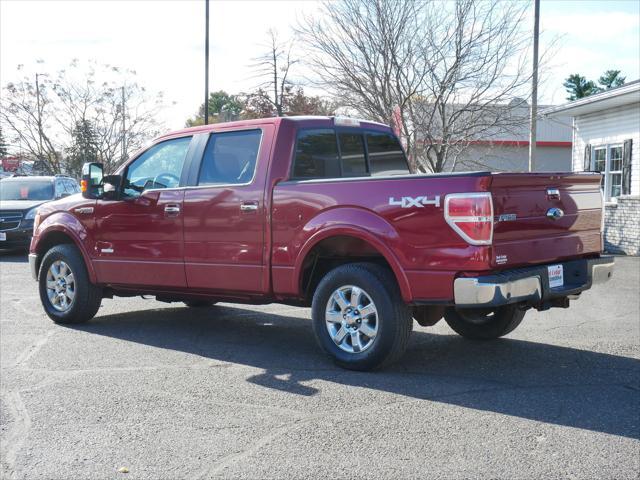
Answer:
[250,29,298,117]
[1,61,165,174]
[298,0,542,172]
[1,71,63,173]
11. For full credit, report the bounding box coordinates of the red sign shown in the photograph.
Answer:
[1,157,21,172]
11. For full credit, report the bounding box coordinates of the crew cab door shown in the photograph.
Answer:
[92,136,194,287]
[182,126,273,294]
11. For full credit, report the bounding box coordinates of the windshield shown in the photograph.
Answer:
[0,180,54,201]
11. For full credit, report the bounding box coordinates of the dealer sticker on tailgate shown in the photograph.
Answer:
[548,264,564,288]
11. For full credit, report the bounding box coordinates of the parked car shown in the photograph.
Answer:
[0,175,80,249]
[28,116,613,370]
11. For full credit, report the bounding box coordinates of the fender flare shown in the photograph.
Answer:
[294,222,411,302]
[35,213,97,283]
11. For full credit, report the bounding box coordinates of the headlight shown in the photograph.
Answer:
[33,212,42,234]
[24,207,38,220]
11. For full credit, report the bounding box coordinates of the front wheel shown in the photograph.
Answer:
[38,244,102,324]
[311,263,412,371]
[444,305,526,340]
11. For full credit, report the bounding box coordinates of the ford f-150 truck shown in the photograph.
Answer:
[29,116,614,370]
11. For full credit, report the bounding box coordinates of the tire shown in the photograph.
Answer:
[444,305,526,340]
[38,244,102,324]
[183,300,217,308]
[311,262,412,371]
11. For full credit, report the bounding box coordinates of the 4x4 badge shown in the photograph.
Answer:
[389,195,441,208]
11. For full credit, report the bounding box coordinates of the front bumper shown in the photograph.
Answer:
[454,256,614,307]
[0,226,32,250]
[29,253,38,280]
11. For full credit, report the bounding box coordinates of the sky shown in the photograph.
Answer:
[1,0,639,131]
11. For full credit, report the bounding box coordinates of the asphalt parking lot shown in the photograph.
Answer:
[1,251,638,479]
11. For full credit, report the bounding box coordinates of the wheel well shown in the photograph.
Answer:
[35,231,75,272]
[300,235,397,304]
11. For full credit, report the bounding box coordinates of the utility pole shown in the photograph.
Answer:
[35,73,44,163]
[204,0,210,125]
[528,0,540,172]
[121,86,126,163]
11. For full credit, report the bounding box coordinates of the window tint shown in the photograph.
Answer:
[339,133,367,176]
[54,180,66,198]
[198,129,262,185]
[0,180,53,201]
[124,136,191,197]
[293,129,340,179]
[366,132,409,176]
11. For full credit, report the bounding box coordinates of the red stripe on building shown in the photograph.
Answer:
[466,140,572,148]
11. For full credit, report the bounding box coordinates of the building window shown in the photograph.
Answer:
[592,144,624,201]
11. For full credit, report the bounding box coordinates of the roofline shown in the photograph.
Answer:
[155,115,391,141]
[542,80,640,116]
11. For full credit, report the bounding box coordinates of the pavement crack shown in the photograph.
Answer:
[13,329,55,369]
[199,413,324,479]
[0,391,32,480]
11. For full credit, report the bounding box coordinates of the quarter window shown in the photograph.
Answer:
[366,132,409,176]
[124,136,191,197]
[198,129,262,185]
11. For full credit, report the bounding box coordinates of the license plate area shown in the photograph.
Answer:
[0,232,6,241]
[548,264,564,288]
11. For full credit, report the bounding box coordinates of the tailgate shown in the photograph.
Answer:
[490,172,603,268]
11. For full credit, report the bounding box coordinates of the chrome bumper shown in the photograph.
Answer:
[29,253,38,280]
[454,276,542,307]
[454,257,614,307]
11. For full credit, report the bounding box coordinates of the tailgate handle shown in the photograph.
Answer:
[546,188,560,200]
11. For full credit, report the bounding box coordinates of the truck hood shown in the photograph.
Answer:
[35,193,87,217]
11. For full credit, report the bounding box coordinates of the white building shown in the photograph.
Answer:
[544,80,640,255]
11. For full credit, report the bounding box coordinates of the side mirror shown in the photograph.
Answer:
[81,162,104,199]
[102,174,123,201]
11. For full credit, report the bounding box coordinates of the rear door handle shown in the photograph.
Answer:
[240,202,259,212]
[164,204,181,216]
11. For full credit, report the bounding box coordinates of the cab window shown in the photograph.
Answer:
[366,132,409,176]
[292,129,340,179]
[338,133,367,176]
[198,129,262,185]
[123,137,191,197]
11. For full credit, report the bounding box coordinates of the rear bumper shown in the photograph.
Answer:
[454,256,614,307]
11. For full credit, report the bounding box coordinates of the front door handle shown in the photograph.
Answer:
[240,202,259,212]
[164,204,181,216]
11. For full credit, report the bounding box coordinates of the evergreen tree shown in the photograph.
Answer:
[186,91,245,126]
[598,70,626,90]
[66,119,98,177]
[563,74,600,101]
[0,126,8,157]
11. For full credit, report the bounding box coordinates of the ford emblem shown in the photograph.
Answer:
[546,207,564,220]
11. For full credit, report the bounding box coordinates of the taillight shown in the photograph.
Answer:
[444,193,494,245]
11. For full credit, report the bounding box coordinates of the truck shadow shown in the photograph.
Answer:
[72,304,640,440]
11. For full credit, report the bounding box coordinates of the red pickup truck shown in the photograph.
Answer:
[29,116,614,370]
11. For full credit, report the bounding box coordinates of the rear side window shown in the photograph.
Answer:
[293,129,340,179]
[338,133,367,176]
[366,132,409,176]
[198,129,262,185]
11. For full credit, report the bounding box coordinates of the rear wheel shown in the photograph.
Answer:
[183,300,217,308]
[311,263,412,371]
[38,244,102,324]
[444,305,526,340]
